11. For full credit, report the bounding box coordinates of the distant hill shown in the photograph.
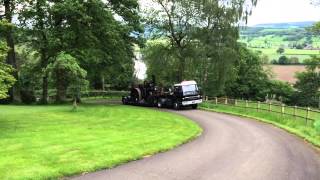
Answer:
[253,21,316,29]
[240,21,320,63]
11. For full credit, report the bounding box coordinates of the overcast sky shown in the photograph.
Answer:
[248,0,320,26]
[139,0,320,26]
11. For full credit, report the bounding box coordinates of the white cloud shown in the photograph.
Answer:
[139,0,320,26]
[248,0,320,26]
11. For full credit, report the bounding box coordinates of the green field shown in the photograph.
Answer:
[0,105,201,180]
[240,25,320,62]
[200,102,320,147]
[250,48,320,62]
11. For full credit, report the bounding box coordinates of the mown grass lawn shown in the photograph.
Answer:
[0,105,201,180]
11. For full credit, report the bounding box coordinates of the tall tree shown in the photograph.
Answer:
[225,45,270,100]
[0,0,19,102]
[0,39,15,99]
[293,56,320,107]
[19,0,56,104]
[144,0,257,95]
[50,0,140,92]
[46,52,87,103]
[145,0,197,81]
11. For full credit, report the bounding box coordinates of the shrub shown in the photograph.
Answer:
[271,59,278,64]
[278,56,289,65]
[20,89,36,104]
[288,57,300,64]
[269,80,294,103]
[314,120,320,135]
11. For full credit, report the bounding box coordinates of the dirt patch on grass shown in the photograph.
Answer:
[265,65,306,84]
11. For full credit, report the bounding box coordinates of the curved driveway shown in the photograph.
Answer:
[71,110,320,180]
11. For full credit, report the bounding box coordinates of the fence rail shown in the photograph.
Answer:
[204,97,320,125]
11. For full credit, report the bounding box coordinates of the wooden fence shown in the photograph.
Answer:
[204,97,320,125]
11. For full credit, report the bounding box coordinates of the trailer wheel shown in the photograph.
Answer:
[192,104,198,109]
[173,102,180,110]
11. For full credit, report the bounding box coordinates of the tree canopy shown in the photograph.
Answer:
[0,0,142,103]
[0,40,15,99]
[143,0,257,96]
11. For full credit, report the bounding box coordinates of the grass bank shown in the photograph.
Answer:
[200,103,320,147]
[0,105,201,180]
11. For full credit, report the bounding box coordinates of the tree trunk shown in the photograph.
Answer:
[4,0,20,102]
[41,75,48,104]
[102,75,105,91]
[55,70,67,103]
[177,50,185,82]
[73,98,77,111]
[40,48,48,104]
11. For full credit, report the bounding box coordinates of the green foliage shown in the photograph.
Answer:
[261,54,270,64]
[277,47,285,54]
[16,46,41,104]
[47,52,88,102]
[315,120,320,135]
[16,0,141,102]
[270,55,301,65]
[304,55,320,71]
[278,55,289,65]
[269,80,294,103]
[0,41,15,99]
[143,40,180,86]
[144,0,257,95]
[309,22,320,35]
[289,57,300,64]
[225,46,270,101]
[293,57,320,107]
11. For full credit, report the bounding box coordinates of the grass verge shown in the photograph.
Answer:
[200,103,320,147]
[0,105,201,180]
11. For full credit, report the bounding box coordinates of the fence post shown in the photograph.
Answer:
[246,100,249,109]
[235,99,238,106]
[225,98,228,105]
[306,107,310,125]
[281,104,285,117]
[215,97,218,105]
[269,102,272,112]
[205,96,208,101]
[294,106,297,120]
[257,101,260,112]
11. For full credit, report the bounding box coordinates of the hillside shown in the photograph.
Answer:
[253,21,316,28]
[240,21,320,63]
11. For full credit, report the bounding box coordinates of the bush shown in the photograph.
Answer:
[278,56,289,65]
[269,80,294,103]
[271,59,278,64]
[314,121,320,135]
[276,47,285,54]
[288,57,300,64]
[20,89,36,104]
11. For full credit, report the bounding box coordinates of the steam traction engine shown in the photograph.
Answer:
[122,77,203,110]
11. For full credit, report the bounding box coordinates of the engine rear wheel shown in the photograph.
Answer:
[173,102,180,110]
[122,98,128,105]
[157,101,162,108]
